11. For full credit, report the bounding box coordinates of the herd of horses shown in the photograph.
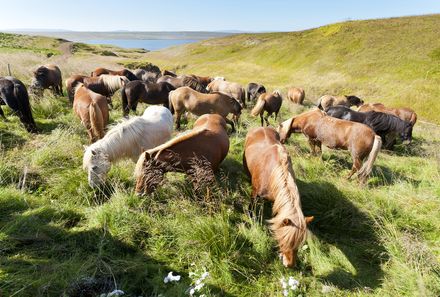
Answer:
[0,63,418,268]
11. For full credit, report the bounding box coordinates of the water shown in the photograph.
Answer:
[84,39,199,51]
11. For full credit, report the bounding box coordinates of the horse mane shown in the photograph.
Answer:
[367,111,407,132]
[73,82,85,95]
[268,146,307,253]
[100,75,128,92]
[273,90,282,97]
[183,76,205,92]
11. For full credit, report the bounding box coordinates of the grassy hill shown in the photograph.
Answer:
[140,14,440,124]
[0,16,440,297]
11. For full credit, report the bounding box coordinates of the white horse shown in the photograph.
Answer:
[83,105,173,188]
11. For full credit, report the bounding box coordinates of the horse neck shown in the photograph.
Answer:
[90,128,128,162]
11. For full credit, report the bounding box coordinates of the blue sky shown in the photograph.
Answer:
[1,0,440,32]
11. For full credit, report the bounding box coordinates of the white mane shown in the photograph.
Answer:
[100,74,129,93]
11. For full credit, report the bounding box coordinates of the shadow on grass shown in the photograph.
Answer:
[370,165,421,187]
[0,129,26,150]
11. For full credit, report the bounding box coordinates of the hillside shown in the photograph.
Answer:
[141,14,440,124]
[0,15,440,297]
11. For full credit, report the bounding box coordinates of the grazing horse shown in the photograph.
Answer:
[206,79,246,108]
[91,67,138,81]
[169,86,242,131]
[247,82,266,102]
[189,74,213,88]
[73,83,109,143]
[287,87,305,105]
[0,76,37,133]
[326,106,413,149]
[83,106,173,188]
[65,74,87,103]
[278,109,382,183]
[135,114,229,195]
[133,68,161,83]
[157,75,206,93]
[251,90,282,126]
[317,95,363,111]
[82,75,129,106]
[120,81,175,116]
[243,127,313,267]
[358,103,417,126]
[30,64,63,97]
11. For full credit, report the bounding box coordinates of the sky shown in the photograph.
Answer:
[1,0,440,32]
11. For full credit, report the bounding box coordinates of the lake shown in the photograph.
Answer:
[84,39,200,51]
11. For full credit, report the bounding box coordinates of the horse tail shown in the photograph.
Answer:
[14,84,37,133]
[121,85,129,117]
[410,112,417,126]
[240,87,246,108]
[316,96,323,109]
[89,101,105,140]
[357,135,382,182]
[168,90,175,114]
[251,96,265,116]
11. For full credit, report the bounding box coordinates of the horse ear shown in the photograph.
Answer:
[83,145,88,151]
[282,218,292,226]
[305,216,314,225]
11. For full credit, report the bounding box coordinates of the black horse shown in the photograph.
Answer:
[326,106,413,149]
[0,76,38,133]
[246,82,266,102]
[120,81,175,117]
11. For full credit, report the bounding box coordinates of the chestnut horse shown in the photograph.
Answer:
[189,74,213,88]
[287,87,305,105]
[91,67,138,81]
[65,74,87,103]
[251,90,282,126]
[358,103,417,126]
[30,64,63,97]
[317,95,363,111]
[243,127,313,267]
[169,86,242,131]
[135,114,229,195]
[278,109,382,183]
[73,83,109,143]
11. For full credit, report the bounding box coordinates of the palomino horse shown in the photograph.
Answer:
[135,114,229,195]
[0,76,38,133]
[157,75,206,93]
[206,79,246,108]
[83,106,173,188]
[326,106,413,149]
[251,90,282,126]
[169,86,242,131]
[246,82,266,102]
[278,109,382,183]
[91,67,138,81]
[73,83,109,143]
[30,64,63,97]
[287,87,305,105]
[317,95,364,111]
[358,103,417,126]
[243,127,313,267]
[120,81,175,116]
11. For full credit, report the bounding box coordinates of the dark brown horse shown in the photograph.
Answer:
[243,127,313,267]
[133,68,161,83]
[157,75,206,93]
[120,80,175,116]
[251,91,282,126]
[91,67,138,81]
[162,70,177,77]
[247,82,266,102]
[189,74,213,88]
[30,64,63,97]
[135,114,229,195]
[358,103,417,126]
[278,109,382,183]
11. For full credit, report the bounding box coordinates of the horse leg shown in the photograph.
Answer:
[59,82,63,96]
[175,111,182,130]
[347,156,361,180]
[131,101,138,115]
[225,117,235,133]
[264,112,270,126]
[260,113,264,127]
[308,139,317,155]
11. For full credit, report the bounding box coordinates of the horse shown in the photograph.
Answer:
[162,70,177,77]
[358,103,417,126]
[90,67,138,81]
[83,105,173,188]
[65,74,87,103]
[243,127,314,267]
[80,75,129,106]
[287,87,305,105]
[317,95,363,111]
[157,75,206,93]
[29,64,63,97]
[189,74,213,88]
[169,86,242,131]
[73,83,109,143]
[326,106,413,149]
[120,81,175,116]
[206,79,246,108]
[0,76,38,133]
[134,114,229,195]
[251,90,282,126]
[278,109,382,183]
[246,83,266,102]
[133,68,161,83]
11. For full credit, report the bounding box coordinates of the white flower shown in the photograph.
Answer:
[194,283,205,291]
[201,271,209,279]
[189,288,195,296]
[283,289,289,296]
[164,271,181,283]
[301,244,309,251]
[288,277,299,288]
[107,290,125,297]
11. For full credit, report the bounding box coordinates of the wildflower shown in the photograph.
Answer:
[107,290,125,297]
[163,271,181,283]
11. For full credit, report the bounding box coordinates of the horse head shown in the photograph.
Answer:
[346,95,364,107]
[29,78,44,97]
[83,146,111,188]
[401,121,413,144]
[278,117,295,143]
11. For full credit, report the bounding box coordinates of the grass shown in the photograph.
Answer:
[0,14,440,297]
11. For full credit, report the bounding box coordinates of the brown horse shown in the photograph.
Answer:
[30,64,63,97]
[169,86,242,131]
[251,90,282,126]
[243,127,313,267]
[65,74,87,103]
[278,109,382,183]
[73,83,109,143]
[91,67,138,81]
[189,74,213,87]
[135,114,229,195]
[157,75,206,93]
[162,70,177,77]
[287,87,305,105]
[317,95,364,111]
[206,79,246,108]
[358,103,417,126]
